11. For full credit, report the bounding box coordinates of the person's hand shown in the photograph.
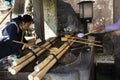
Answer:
[113,30,120,36]
[94,25,105,33]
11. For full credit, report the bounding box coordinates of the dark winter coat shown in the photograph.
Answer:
[0,17,27,59]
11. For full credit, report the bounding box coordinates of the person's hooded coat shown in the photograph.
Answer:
[0,17,27,59]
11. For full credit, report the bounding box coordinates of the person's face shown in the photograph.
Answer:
[22,22,32,30]
[113,30,120,36]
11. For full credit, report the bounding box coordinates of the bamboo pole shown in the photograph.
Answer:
[10,43,53,75]
[12,48,41,66]
[64,28,102,43]
[0,7,13,24]
[71,37,101,43]
[13,40,40,48]
[69,39,102,47]
[80,28,101,37]
[82,29,96,37]
[9,38,57,75]
[28,71,38,80]
[34,42,72,72]
[34,41,74,80]
[63,36,101,43]
[61,37,102,47]
[12,38,57,66]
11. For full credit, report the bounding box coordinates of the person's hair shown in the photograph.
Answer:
[18,14,33,23]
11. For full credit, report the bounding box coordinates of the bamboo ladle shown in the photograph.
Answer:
[61,37,102,47]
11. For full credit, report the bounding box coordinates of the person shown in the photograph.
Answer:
[0,14,33,59]
[97,19,120,80]
[97,19,120,36]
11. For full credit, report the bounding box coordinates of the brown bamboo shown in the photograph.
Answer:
[34,41,74,80]
[63,36,101,43]
[65,34,71,38]
[49,47,59,52]
[71,37,101,43]
[13,40,35,48]
[69,39,102,47]
[34,42,72,72]
[64,29,101,43]
[12,48,40,66]
[0,7,13,24]
[61,37,69,41]
[10,44,53,75]
[13,40,44,48]
[81,29,100,37]
[83,30,96,36]
[62,37,102,47]
[12,37,57,66]
[9,38,57,75]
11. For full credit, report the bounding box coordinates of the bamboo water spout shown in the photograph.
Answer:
[9,44,55,75]
[61,37,102,47]
[9,37,58,75]
[71,37,101,43]
[34,42,72,72]
[12,38,57,66]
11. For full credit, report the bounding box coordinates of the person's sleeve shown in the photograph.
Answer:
[105,19,120,32]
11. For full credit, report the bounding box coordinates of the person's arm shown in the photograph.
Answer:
[96,19,120,33]
[105,19,120,32]
[105,24,120,32]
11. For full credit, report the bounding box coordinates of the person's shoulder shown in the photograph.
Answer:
[6,22,17,31]
[6,22,16,27]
